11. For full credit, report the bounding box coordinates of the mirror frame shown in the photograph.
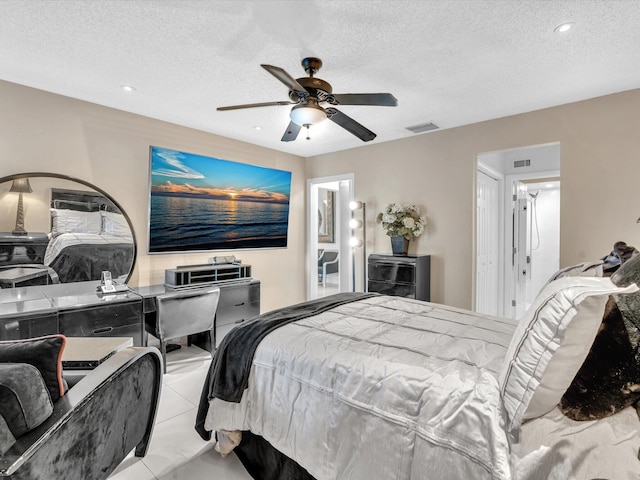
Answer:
[0,172,137,284]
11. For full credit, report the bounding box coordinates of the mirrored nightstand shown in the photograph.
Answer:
[0,231,49,265]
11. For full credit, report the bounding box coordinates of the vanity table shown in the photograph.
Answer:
[0,281,143,345]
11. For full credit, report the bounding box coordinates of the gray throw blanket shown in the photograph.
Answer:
[195,292,378,440]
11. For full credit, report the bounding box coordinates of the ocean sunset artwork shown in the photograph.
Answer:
[148,146,292,253]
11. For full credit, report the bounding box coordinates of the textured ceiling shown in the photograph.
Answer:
[1,0,640,157]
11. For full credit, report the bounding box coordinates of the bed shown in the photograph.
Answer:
[195,252,640,479]
[43,188,134,283]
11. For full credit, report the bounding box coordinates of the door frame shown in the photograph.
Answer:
[307,173,354,300]
[503,169,560,318]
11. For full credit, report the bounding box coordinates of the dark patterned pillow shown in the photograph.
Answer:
[560,295,640,420]
[0,335,67,403]
[611,250,640,287]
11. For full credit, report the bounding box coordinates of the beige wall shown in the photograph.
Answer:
[3,79,639,312]
[0,80,306,312]
[306,89,640,310]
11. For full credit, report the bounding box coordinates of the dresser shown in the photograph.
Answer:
[367,254,431,301]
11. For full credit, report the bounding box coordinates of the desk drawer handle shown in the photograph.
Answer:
[234,319,246,324]
[234,302,245,307]
[93,326,113,334]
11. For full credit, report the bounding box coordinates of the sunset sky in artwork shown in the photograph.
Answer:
[150,146,291,203]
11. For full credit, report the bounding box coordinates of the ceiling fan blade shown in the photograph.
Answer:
[261,64,306,93]
[281,121,302,142]
[325,108,376,142]
[329,93,398,107]
[217,101,296,111]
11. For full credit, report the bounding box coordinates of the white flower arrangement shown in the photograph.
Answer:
[376,203,427,240]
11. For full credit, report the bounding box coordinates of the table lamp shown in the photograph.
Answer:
[10,178,32,235]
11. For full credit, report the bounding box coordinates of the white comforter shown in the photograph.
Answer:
[206,295,527,479]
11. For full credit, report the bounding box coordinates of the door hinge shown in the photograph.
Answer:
[512,300,516,307]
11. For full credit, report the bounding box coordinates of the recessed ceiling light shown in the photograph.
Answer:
[121,85,136,92]
[554,22,574,33]
[253,126,262,130]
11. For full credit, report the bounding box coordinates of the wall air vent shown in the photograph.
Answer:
[513,159,531,168]
[406,122,439,134]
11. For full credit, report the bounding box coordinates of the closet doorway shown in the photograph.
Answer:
[307,174,354,300]
[475,143,561,319]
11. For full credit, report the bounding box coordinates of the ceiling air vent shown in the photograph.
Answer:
[406,122,439,134]
[513,159,531,168]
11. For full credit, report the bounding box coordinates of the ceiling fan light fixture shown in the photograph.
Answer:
[290,103,326,126]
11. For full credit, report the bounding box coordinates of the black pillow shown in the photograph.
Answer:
[0,335,67,403]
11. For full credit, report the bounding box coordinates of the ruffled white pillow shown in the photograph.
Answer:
[499,276,637,436]
[50,209,102,236]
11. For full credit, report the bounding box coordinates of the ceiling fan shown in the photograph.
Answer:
[217,57,397,142]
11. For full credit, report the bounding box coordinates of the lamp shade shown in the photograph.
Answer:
[10,178,33,194]
[290,104,327,126]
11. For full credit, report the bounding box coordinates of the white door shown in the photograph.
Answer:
[476,171,500,315]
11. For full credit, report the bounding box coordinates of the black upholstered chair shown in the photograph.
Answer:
[0,344,162,479]
[151,287,220,369]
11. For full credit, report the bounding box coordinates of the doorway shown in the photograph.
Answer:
[307,174,354,300]
[475,143,560,319]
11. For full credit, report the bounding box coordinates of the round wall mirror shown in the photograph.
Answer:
[0,172,136,288]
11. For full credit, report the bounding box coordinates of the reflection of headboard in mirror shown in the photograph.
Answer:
[50,187,121,213]
[0,173,136,287]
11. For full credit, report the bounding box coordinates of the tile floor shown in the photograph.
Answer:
[108,344,252,480]
[317,272,340,298]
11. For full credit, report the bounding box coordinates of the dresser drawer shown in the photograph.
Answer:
[368,262,416,283]
[58,301,143,345]
[216,302,260,327]
[0,312,58,341]
[217,281,260,309]
[216,281,260,327]
[368,280,416,298]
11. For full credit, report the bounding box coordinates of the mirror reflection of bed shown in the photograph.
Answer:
[0,174,135,289]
